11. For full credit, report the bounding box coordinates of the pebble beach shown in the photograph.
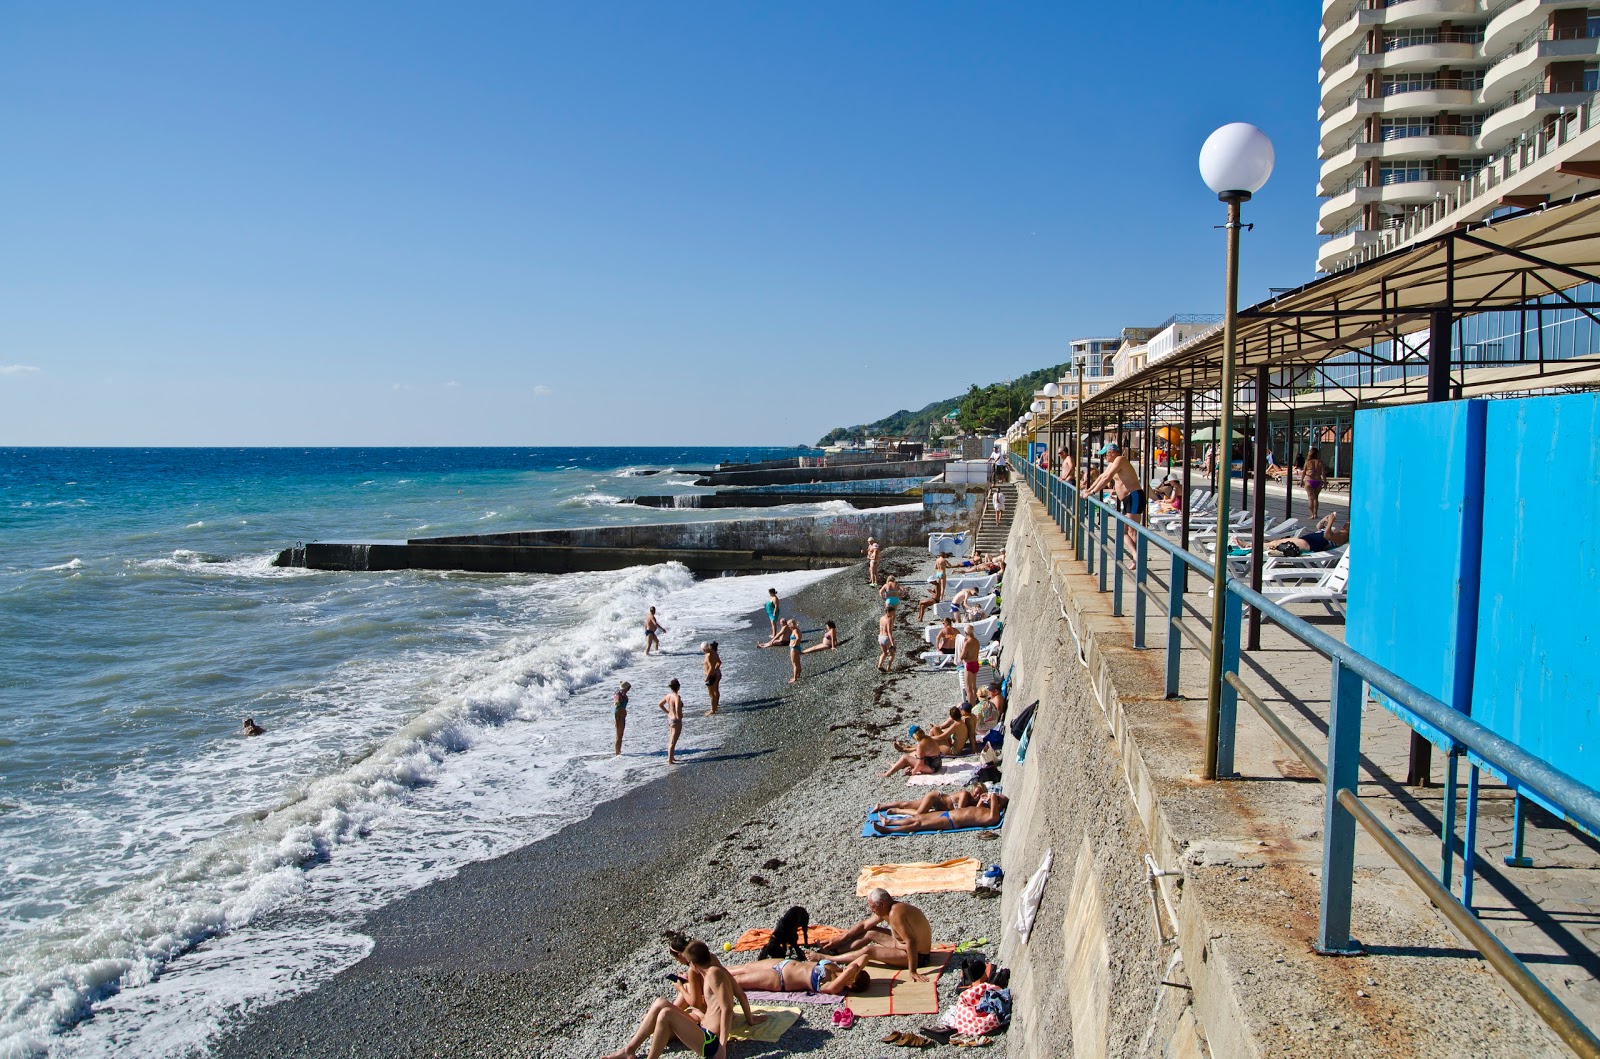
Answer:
[210,547,1009,1058]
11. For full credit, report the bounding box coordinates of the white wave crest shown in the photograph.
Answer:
[561,493,625,507]
[42,558,83,572]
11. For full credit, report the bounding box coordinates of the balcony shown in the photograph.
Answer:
[1317,134,1480,192]
[1318,177,1469,232]
[1323,0,1361,32]
[1481,83,1599,148]
[1485,0,1594,55]
[1316,228,1386,272]
[1483,31,1600,103]
[1321,8,1380,72]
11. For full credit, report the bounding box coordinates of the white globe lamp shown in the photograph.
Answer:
[1043,382,1060,397]
[1198,123,1274,202]
[1031,401,1045,413]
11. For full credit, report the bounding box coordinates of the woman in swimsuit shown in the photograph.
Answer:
[787,622,803,683]
[873,782,987,815]
[801,621,837,654]
[613,681,630,756]
[874,791,1009,834]
[884,726,945,777]
[702,642,722,715]
[726,952,872,996]
[879,575,902,612]
[1301,448,1327,519]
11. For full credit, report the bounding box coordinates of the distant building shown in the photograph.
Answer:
[1318,1,1600,274]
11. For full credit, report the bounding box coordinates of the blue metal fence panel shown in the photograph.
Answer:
[1474,392,1600,791]
[1348,400,1486,733]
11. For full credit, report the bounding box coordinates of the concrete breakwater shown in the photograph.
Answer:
[693,457,947,487]
[627,492,914,509]
[274,506,947,575]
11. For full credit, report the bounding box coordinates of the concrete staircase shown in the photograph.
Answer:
[976,482,1017,553]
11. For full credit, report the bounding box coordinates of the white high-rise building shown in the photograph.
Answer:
[1318,0,1600,274]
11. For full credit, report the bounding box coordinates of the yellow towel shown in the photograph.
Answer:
[855,858,982,897]
[729,1005,801,1042]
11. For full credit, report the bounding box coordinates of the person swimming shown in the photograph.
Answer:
[241,717,265,737]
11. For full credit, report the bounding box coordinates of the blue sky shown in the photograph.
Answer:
[0,2,1320,445]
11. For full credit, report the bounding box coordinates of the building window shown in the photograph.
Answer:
[1381,117,1433,139]
[1380,161,1434,184]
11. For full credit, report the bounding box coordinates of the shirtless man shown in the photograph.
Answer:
[876,605,896,673]
[914,580,944,624]
[873,790,1009,835]
[873,782,987,815]
[864,536,880,586]
[1263,512,1349,555]
[929,618,958,660]
[957,623,981,707]
[644,607,664,656]
[726,951,872,997]
[757,618,794,649]
[604,939,760,1059]
[928,706,973,756]
[1087,441,1144,572]
[701,643,722,715]
[816,889,936,983]
[884,725,945,777]
[659,679,685,765]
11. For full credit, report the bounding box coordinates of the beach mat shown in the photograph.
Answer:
[732,925,847,952]
[861,807,1005,838]
[744,989,843,1006]
[905,756,982,786]
[730,1005,801,1042]
[856,858,981,897]
[843,953,950,1018]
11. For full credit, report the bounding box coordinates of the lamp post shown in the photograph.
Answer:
[1198,122,1274,781]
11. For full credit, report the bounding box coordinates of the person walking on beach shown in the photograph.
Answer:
[765,588,780,640]
[879,575,902,614]
[1302,447,1327,519]
[602,939,762,1059]
[787,621,803,684]
[613,681,630,756]
[659,679,685,765]
[644,607,664,656]
[701,643,722,715]
[877,605,896,673]
[957,623,981,706]
[1086,442,1144,572]
[865,536,880,586]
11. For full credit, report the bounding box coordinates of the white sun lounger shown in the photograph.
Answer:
[931,593,997,621]
[943,573,999,596]
[1260,552,1350,607]
[928,533,972,558]
[923,614,1000,647]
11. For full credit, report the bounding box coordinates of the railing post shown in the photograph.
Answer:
[1463,764,1482,912]
[1134,533,1148,649]
[1318,657,1364,955]
[1165,556,1187,697]
[1505,794,1535,868]
[1085,503,1096,576]
[1098,506,1109,594]
[1216,589,1242,776]
[1113,517,1125,617]
[1442,747,1459,889]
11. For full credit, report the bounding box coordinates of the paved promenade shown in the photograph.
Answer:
[1097,476,1600,1036]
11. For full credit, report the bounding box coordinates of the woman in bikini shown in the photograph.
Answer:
[873,791,1009,834]
[702,642,722,715]
[883,726,945,777]
[787,621,803,684]
[1301,447,1327,519]
[801,621,837,654]
[873,782,987,815]
[613,681,630,756]
[726,952,872,996]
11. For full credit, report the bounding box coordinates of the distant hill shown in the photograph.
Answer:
[816,362,1071,446]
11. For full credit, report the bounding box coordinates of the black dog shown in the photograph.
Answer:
[756,905,811,961]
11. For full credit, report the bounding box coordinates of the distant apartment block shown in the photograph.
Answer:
[1318,0,1600,274]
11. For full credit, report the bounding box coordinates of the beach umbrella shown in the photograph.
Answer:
[1156,425,1184,443]
[1189,426,1244,443]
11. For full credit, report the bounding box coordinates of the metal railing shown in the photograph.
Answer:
[1012,454,1600,1057]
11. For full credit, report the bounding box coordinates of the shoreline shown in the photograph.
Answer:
[209,548,1007,1057]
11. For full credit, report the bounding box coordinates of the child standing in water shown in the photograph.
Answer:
[613,681,630,756]
[659,678,685,764]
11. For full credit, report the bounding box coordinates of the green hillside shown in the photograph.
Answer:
[816,362,1070,446]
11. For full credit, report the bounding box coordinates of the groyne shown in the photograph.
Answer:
[627,492,914,509]
[693,457,947,487]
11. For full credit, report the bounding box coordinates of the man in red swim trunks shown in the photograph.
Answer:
[957,623,981,707]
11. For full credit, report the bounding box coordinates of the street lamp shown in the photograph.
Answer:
[1031,401,1045,414]
[1198,122,1273,782]
[1043,382,1060,397]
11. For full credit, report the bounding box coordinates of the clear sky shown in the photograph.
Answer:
[0,2,1320,446]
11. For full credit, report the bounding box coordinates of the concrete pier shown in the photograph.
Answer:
[692,457,947,487]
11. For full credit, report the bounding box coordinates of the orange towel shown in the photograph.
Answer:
[732,925,848,952]
[855,858,981,897]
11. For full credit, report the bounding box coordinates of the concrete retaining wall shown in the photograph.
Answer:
[997,499,1212,1059]
[921,482,985,531]
[732,477,930,495]
[694,458,947,488]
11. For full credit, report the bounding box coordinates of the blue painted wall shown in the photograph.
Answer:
[1473,392,1600,787]
[1347,400,1485,719]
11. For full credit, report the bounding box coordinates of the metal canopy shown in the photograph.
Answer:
[1052,191,1600,428]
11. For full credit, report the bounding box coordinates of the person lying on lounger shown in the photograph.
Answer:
[726,952,873,996]
[1262,512,1349,555]
[873,782,988,815]
[884,726,946,777]
[814,889,936,982]
[872,791,1009,835]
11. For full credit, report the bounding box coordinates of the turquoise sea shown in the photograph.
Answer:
[0,446,841,1058]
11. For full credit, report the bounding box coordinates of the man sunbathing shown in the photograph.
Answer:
[872,791,1009,835]
[927,706,974,756]
[884,726,945,777]
[815,888,936,982]
[1263,512,1349,555]
[605,939,761,1059]
[726,951,872,996]
[873,782,987,815]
